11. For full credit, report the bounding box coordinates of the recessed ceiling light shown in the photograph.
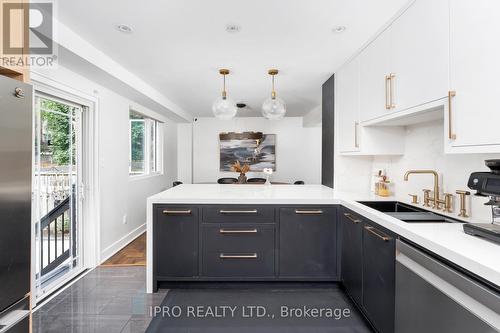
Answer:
[117,24,133,33]
[333,26,346,33]
[226,24,241,33]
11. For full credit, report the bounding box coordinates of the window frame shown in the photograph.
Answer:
[129,109,164,179]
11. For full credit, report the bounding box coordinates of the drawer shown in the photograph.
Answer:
[202,224,275,252]
[202,249,275,277]
[202,224,275,277]
[202,205,275,223]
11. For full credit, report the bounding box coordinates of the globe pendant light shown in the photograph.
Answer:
[262,69,286,120]
[212,69,237,120]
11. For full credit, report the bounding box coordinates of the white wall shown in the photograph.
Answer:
[34,65,178,261]
[190,117,322,184]
[359,121,500,221]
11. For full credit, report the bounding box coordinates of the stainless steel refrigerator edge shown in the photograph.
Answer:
[0,75,32,332]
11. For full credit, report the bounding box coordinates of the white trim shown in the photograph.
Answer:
[100,223,146,264]
[129,172,163,182]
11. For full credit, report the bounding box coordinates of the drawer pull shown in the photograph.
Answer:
[295,209,323,215]
[364,226,391,242]
[219,229,258,234]
[163,209,192,215]
[343,213,361,224]
[219,209,258,214]
[219,253,258,259]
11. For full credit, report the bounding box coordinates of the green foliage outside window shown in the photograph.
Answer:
[40,99,74,166]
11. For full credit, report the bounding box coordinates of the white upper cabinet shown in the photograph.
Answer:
[359,27,393,123]
[337,58,360,153]
[391,0,449,112]
[447,0,500,150]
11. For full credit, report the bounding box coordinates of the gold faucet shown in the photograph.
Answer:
[404,170,448,210]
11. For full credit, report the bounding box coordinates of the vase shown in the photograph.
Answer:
[238,173,247,184]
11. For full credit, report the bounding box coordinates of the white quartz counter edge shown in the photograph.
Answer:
[146,194,500,293]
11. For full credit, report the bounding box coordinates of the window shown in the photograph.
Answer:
[129,110,162,176]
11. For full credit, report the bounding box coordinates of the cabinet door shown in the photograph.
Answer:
[0,0,29,81]
[337,58,360,153]
[362,223,396,333]
[449,0,500,148]
[154,206,199,277]
[279,207,337,278]
[392,0,449,112]
[360,28,393,122]
[341,210,363,306]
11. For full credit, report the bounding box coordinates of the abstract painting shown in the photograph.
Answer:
[219,133,276,172]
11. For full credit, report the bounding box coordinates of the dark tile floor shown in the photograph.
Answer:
[33,267,167,333]
[33,267,373,333]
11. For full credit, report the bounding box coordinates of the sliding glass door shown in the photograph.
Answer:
[33,92,85,300]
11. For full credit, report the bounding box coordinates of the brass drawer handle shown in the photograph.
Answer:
[364,226,391,242]
[448,90,457,140]
[219,209,258,214]
[219,253,258,259]
[385,75,391,110]
[163,209,192,215]
[354,122,359,148]
[295,209,324,215]
[343,213,361,224]
[219,229,258,234]
[389,73,396,109]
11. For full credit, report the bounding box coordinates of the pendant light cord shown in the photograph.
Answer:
[271,74,276,99]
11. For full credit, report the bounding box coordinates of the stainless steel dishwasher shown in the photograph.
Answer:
[395,240,500,333]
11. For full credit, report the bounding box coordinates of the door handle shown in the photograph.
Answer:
[219,209,258,214]
[448,90,457,140]
[343,213,361,224]
[163,209,192,215]
[219,229,258,234]
[295,209,324,215]
[364,225,391,242]
[219,253,258,259]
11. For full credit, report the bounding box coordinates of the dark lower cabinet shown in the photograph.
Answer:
[362,222,396,333]
[154,206,199,278]
[340,209,363,306]
[5,315,29,333]
[341,208,396,333]
[153,204,339,288]
[279,207,337,278]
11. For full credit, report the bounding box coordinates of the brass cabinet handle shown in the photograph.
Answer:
[219,229,258,234]
[343,213,361,224]
[219,209,258,214]
[354,122,359,148]
[219,253,258,259]
[448,90,457,140]
[385,75,391,109]
[295,209,324,215]
[389,73,396,109]
[163,209,192,215]
[364,226,391,242]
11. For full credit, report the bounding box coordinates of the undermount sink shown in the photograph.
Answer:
[358,201,463,224]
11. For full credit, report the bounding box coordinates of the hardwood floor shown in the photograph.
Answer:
[101,233,146,266]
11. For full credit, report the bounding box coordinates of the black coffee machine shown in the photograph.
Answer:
[464,159,500,244]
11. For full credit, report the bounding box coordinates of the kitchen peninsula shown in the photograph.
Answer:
[146,184,500,292]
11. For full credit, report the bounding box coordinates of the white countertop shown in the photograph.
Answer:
[146,184,500,292]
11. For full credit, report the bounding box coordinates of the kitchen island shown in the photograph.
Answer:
[147,184,500,293]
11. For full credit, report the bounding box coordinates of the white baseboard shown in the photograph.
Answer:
[100,223,146,264]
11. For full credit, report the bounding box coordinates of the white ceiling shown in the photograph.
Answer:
[58,0,409,118]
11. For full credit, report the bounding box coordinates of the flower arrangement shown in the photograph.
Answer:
[231,161,250,183]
